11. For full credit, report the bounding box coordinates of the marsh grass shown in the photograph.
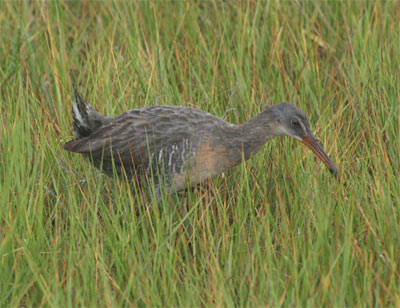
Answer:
[1,1,399,306]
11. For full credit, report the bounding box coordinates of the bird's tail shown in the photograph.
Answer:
[71,88,108,138]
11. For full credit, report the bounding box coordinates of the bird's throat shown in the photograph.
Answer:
[225,110,276,162]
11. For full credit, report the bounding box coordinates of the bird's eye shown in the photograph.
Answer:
[291,119,300,127]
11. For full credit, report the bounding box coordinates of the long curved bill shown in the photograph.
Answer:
[300,136,340,180]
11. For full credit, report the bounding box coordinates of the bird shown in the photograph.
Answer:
[64,89,339,200]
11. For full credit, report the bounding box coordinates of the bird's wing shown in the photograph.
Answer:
[64,110,194,167]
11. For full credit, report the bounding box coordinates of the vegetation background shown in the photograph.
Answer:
[1,1,399,306]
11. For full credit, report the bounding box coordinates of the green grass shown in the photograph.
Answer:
[1,1,399,306]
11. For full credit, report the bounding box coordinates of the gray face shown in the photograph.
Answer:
[272,102,313,140]
[272,102,340,179]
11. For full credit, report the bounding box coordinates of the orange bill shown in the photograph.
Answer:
[300,136,340,180]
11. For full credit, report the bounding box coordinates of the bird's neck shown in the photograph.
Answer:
[225,110,276,162]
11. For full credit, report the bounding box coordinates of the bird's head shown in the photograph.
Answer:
[268,102,340,180]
